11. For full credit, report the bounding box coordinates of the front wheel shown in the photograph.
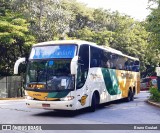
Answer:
[90,93,98,112]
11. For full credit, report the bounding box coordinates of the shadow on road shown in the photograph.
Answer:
[32,98,129,118]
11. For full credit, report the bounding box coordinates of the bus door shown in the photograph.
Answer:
[76,44,90,108]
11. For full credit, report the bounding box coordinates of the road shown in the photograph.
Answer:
[0,91,159,133]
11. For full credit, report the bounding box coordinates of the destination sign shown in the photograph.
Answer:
[29,45,77,59]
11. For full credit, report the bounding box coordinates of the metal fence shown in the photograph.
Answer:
[0,76,24,98]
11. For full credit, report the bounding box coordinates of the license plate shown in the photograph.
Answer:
[42,104,50,107]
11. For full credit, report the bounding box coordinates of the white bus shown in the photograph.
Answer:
[14,40,140,112]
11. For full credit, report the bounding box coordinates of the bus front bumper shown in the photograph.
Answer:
[25,99,76,110]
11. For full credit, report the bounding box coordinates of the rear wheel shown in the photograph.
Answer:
[126,89,134,102]
[130,90,134,101]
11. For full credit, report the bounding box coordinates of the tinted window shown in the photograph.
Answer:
[132,60,140,72]
[90,47,103,67]
[101,51,111,68]
[90,46,140,72]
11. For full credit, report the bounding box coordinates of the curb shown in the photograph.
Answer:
[0,97,25,100]
[147,100,160,108]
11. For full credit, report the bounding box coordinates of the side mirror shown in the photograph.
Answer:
[70,56,78,75]
[14,57,26,74]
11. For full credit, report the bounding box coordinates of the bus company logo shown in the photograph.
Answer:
[33,94,41,97]
[79,95,88,106]
[90,73,102,80]
[137,74,140,79]
[121,73,133,79]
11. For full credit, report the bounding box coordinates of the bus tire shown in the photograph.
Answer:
[90,93,97,112]
[130,91,134,101]
[126,89,133,102]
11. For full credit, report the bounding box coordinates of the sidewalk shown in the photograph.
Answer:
[147,100,160,108]
[0,97,24,100]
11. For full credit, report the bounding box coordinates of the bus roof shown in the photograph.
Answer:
[33,40,94,46]
[33,40,139,61]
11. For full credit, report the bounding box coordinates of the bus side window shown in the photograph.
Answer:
[90,46,102,67]
[132,61,140,72]
[91,59,98,67]
[105,61,110,68]
[129,61,134,71]
[124,59,130,71]
[118,64,123,70]
[110,54,117,69]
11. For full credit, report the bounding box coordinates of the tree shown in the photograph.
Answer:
[0,0,157,76]
[143,0,160,75]
[61,0,94,38]
[13,0,72,42]
[0,6,35,75]
[147,0,160,47]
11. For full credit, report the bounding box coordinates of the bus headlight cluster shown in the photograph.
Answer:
[25,96,34,100]
[60,96,74,101]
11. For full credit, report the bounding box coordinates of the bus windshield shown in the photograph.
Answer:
[26,60,75,91]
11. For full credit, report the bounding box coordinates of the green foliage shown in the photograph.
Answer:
[142,0,160,76]
[0,0,160,76]
[149,87,160,102]
[12,0,73,42]
[70,12,150,71]
[0,10,35,76]
[74,27,114,46]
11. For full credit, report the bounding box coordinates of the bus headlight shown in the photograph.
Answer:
[60,96,74,101]
[25,96,34,100]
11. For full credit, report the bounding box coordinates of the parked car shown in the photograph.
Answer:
[140,76,157,91]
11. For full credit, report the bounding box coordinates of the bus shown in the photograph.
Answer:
[14,40,140,112]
